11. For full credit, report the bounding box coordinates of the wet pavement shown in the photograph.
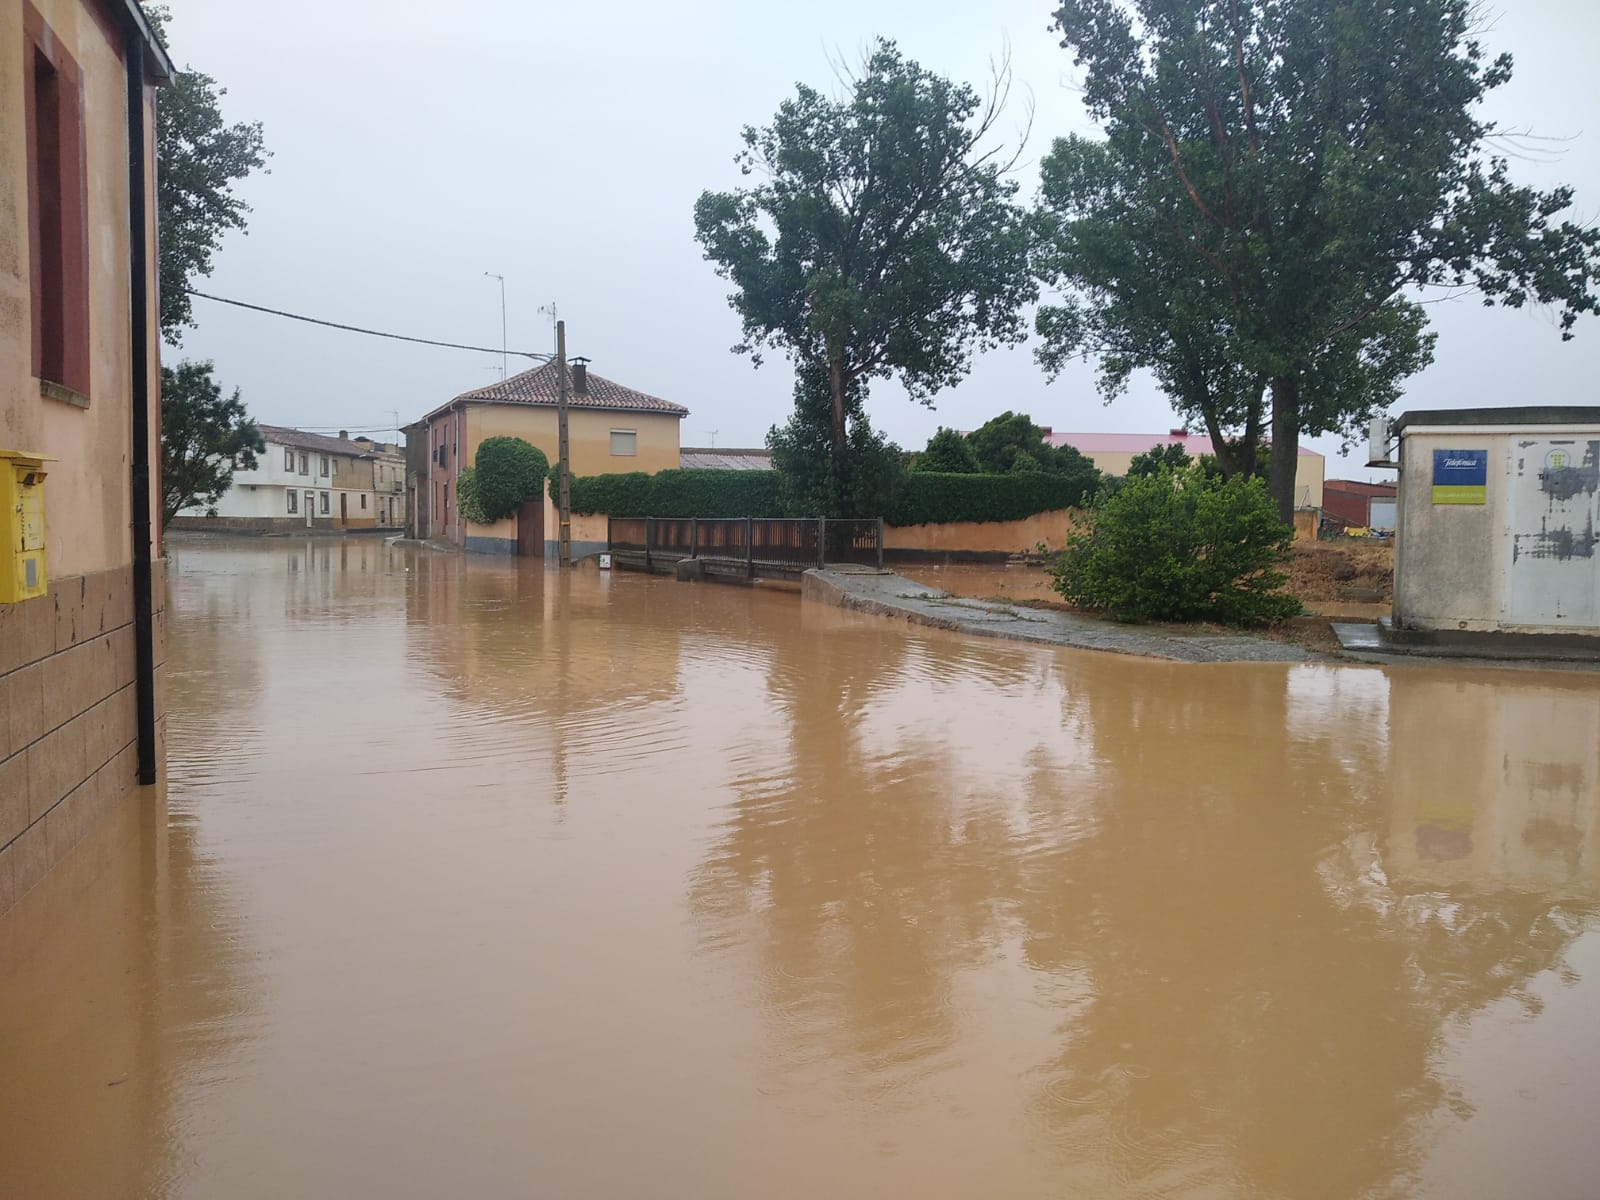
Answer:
[811,567,1317,661]
[3,538,1599,1199]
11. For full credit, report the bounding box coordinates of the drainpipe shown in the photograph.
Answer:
[125,27,157,785]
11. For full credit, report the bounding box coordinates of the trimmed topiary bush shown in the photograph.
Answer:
[455,466,490,524]
[1051,468,1300,626]
[473,437,549,521]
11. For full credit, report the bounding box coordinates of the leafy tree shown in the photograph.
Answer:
[1036,0,1600,520]
[148,7,269,343]
[1053,467,1299,625]
[767,365,905,518]
[160,359,263,527]
[965,411,1100,499]
[694,39,1035,509]
[472,437,549,521]
[915,427,982,474]
[1126,442,1191,478]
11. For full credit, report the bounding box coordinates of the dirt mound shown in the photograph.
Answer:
[1289,540,1394,603]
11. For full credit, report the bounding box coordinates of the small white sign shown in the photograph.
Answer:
[599,553,612,570]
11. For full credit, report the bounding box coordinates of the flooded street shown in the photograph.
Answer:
[3,538,1600,1199]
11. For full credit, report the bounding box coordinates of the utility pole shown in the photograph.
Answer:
[485,272,507,379]
[556,319,572,568]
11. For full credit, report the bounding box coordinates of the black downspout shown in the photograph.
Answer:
[125,30,157,785]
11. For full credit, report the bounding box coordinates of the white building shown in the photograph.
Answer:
[172,426,387,532]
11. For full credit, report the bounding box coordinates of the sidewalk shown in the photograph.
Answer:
[803,568,1317,663]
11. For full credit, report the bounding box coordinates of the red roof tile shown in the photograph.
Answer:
[255,425,376,457]
[438,362,688,418]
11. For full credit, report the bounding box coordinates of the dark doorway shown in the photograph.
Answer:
[339,492,348,526]
[516,498,544,557]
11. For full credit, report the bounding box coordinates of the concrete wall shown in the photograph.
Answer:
[1395,422,1600,635]
[0,561,168,917]
[1,0,166,914]
[884,509,1082,559]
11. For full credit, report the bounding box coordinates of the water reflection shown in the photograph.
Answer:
[695,647,1600,1197]
[1,541,1596,1199]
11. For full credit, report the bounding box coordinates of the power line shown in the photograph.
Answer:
[185,289,553,361]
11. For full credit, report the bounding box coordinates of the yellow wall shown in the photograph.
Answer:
[466,405,681,478]
[885,509,1083,555]
[1081,449,1324,509]
[0,0,161,580]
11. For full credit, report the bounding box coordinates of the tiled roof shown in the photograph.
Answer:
[443,361,688,417]
[679,448,774,471]
[256,425,375,457]
[1045,431,1322,458]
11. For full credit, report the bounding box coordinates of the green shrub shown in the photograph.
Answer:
[564,468,783,517]
[915,427,981,473]
[1126,442,1191,478]
[1051,468,1300,626]
[887,471,1094,525]
[454,467,490,524]
[473,437,549,521]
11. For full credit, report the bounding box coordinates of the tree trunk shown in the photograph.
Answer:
[1268,374,1300,525]
[827,352,848,458]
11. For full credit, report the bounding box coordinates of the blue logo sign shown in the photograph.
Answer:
[1432,448,1488,505]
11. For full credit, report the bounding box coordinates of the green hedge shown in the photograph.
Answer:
[562,467,1083,524]
[885,472,1091,525]
[564,468,783,518]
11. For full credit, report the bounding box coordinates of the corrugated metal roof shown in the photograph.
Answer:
[1324,479,1397,497]
[679,448,773,471]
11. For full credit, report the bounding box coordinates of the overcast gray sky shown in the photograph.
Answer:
[168,0,1600,476]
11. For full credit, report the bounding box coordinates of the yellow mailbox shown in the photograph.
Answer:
[0,450,55,603]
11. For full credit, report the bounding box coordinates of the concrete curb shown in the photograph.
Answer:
[801,569,1318,664]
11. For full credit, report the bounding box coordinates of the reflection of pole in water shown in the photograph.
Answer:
[550,566,572,824]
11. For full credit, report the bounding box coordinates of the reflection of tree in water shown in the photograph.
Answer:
[691,624,1056,1089]
[1017,665,1600,1198]
[691,641,1600,1195]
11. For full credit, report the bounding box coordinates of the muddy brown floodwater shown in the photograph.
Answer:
[3,539,1599,1199]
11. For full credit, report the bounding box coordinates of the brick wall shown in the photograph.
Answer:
[0,562,166,916]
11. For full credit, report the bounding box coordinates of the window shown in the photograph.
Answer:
[24,4,89,400]
[284,448,294,471]
[319,455,330,477]
[299,453,309,475]
[331,459,338,476]
[320,491,330,514]
[286,489,298,514]
[610,430,638,457]
[360,494,367,509]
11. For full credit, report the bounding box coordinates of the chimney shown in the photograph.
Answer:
[571,357,589,396]
[339,430,349,440]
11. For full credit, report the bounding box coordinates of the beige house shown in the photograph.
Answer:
[418,360,687,556]
[353,435,407,530]
[1047,429,1326,509]
[1,0,172,915]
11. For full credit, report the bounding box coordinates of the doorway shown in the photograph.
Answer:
[304,492,314,528]
[340,493,348,526]
[516,497,544,557]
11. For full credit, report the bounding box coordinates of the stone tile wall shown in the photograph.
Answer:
[0,562,166,917]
